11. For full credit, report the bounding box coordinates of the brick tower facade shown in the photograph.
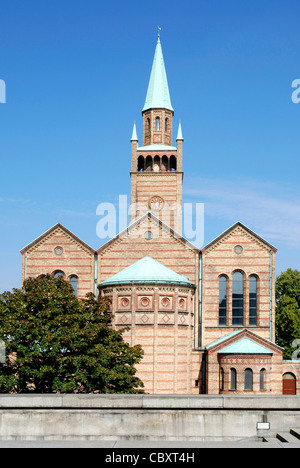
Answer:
[130,35,183,234]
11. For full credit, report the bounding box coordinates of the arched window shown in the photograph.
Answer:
[153,155,160,172]
[231,368,237,390]
[70,276,78,297]
[53,271,64,279]
[260,369,266,391]
[147,118,151,132]
[219,275,227,326]
[244,368,253,391]
[165,118,168,132]
[138,155,145,172]
[161,155,168,171]
[220,368,224,391]
[155,117,160,131]
[170,155,177,171]
[145,155,153,171]
[232,271,244,326]
[249,275,257,326]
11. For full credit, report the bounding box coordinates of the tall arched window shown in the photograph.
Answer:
[153,155,160,172]
[249,275,257,326]
[146,155,153,171]
[147,118,151,132]
[220,368,224,391]
[138,155,145,172]
[231,368,237,390]
[170,155,177,171]
[232,271,244,326]
[161,155,168,171]
[219,276,227,326]
[244,368,253,391]
[260,369,266,391]
[70,275,78,297]
[155,117,160,131]
[165,118,168,132]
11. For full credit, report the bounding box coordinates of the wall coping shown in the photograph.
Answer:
[0,394,299,410]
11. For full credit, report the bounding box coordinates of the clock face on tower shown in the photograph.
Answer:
[149,195,164,211]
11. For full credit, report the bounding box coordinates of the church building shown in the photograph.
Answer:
[20,35,300,395]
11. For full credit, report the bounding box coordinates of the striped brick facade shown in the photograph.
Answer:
[97,213,200,394]
[21,224,96,299]
[99,283,196,394]
[19,37,300,395]
[201,222,277,347]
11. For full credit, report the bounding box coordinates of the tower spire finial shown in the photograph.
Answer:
[157,25,161,40]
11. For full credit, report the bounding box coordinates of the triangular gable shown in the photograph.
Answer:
[20,223,95,255]
[218,337,273,355]
[206,328,283,355]
[201,222,277,254]
[97,211,200,255]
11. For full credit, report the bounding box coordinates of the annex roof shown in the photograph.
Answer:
[218,336,273,354]
[205,329,283,354]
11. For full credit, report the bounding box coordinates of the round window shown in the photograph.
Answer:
[234,245,243,255]
[145,231,153,240]
[54,246,63,256]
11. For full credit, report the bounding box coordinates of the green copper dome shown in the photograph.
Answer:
[142,36,173,113]
[99,256,194,287]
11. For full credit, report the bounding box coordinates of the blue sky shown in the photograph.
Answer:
[1,0,300,292]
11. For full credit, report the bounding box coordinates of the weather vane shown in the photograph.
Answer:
[157,25,161,37]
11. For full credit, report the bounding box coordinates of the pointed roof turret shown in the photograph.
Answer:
[131,121,138,141]
[142,35,173,113]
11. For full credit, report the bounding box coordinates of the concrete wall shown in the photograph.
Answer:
[0,395,299,441]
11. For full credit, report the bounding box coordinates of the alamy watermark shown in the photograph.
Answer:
[291,79,300,103]
[0,79,6,103]
[96,195,204,248]
[292,339,300,360]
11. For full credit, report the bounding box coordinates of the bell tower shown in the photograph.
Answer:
[130,34,184,234]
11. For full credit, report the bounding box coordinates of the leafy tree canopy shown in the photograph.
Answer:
[275,269,300,359]
[0,275,144,393]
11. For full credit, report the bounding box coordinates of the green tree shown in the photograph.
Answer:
[0,275,144,393]
[275,268,300,359]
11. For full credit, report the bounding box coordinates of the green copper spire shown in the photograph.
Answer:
[142,35,173,113]
[131,121,138,141]
[176,120,183,140]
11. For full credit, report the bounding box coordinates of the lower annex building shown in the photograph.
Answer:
[20,35,300,395]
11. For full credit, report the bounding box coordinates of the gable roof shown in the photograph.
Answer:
[201,221,277,253]
[206,328,283,354]
[20,223,95,255]
[99,255,195,288]
[97,211,200,255]
[218,336,273,355]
